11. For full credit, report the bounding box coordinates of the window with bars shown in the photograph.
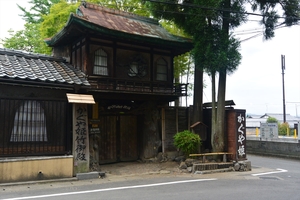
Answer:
[93,49,108,75]
[10,101,47,142]
[156,58,168,81]
[0,99,69,156]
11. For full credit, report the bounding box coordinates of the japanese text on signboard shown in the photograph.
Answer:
[75,106,87,161]
[237,113,246,159]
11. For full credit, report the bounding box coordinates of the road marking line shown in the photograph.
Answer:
[251,168,288,176]
[1,178,217,200]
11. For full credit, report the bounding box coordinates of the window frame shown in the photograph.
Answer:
[155,57,168,81]
[93,48,108,76]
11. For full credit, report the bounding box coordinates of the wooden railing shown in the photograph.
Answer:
[88,77,188,96]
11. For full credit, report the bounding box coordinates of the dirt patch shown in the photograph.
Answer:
[99,161,183,176]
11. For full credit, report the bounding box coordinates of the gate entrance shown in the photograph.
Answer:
[97,115,138,164]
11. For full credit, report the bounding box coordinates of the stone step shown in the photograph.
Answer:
[192,162,233,173]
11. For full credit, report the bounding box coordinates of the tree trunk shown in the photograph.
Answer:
[211,0,230,153]
[192,64,203,124]
[213,71,226,152]
[211,72,217,150]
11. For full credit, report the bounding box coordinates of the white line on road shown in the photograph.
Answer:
[1,178,217,200]
[251,168,288,176]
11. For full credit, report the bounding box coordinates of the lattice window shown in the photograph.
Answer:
[10,101,47,142]
[127,55,147,77]
[93,49,108,75]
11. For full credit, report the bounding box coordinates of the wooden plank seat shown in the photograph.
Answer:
[189,152,233,162]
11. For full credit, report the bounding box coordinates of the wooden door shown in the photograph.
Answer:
[98,116,117,164]
[120,115,138,161]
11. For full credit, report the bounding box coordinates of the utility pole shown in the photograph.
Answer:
[281,55,286,123]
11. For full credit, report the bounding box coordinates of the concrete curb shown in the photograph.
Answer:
[0,177,78,187]
[0,172,106,187]
[76,171,105,180]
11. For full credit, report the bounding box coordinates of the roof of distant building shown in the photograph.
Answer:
[246,113,300,128]
[261,113,300,121]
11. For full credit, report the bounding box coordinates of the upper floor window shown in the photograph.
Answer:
[128,55,147,77]
[10,101,47,142]
[93,49,108,75]
[156,58,168,81]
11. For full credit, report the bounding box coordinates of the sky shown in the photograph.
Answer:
[0,0,300,116]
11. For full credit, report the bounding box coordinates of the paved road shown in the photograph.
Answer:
[1,154,299,200]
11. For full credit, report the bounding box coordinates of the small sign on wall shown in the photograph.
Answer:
[90,127,100,135]
[260,123,278,140]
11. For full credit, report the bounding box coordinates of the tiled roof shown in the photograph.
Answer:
[0,48,90,86]
[46,2,193,55]
[77,2,189,42]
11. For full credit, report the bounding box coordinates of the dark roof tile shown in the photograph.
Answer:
[0,48,90,86]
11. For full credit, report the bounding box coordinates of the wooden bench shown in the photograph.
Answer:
[189,152,233,162]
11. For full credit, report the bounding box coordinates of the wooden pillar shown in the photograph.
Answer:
[161,108,165,153]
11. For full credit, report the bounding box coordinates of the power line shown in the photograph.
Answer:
[100,2,300,43]
[145,0,300,20]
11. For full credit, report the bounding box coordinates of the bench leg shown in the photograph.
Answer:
[203,156,206,163]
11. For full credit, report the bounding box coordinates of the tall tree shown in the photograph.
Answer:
[146,0,299,152]
[1,0,63,53]
[17,0,61,24]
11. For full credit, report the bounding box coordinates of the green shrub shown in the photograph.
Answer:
[173,130,201,156]
[279,122,290,136]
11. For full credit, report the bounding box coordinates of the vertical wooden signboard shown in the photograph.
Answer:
[227,109,246,161]
[236,111,246,160]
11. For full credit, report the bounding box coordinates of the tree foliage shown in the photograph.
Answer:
[249,0,300,39]
[266,117,278,123]
[1,0,66,53]
[17,0,61,24]
[40,1,79,40]
[1,23,48,54]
